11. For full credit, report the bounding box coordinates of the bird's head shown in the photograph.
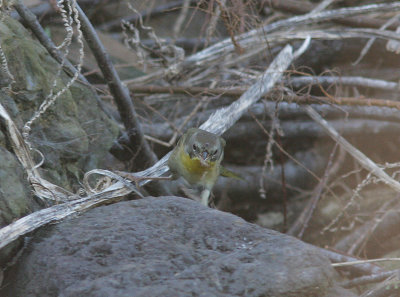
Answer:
[184,129,225,167]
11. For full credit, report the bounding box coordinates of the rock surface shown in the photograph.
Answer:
[2,196,355,297]
[0,13,119,262]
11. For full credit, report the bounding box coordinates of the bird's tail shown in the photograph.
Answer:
[220,166,244,180]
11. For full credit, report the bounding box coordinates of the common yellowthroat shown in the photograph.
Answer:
[168,128,241,206]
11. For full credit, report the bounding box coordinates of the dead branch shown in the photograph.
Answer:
[342,269,400,288]
[125,2,400,85]
[98,0,197,32]
[319,248,384,276]
[186,2,400,66]
[305,106,400,192]
[0,183,127,250]
[76,3,158,169]
[288,144,338,237]
[265,0,400,30]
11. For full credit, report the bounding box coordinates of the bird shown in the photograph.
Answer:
[168,128,241,206]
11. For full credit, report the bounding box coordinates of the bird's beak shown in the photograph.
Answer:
[199,151,209,167]
[202,151,208,160]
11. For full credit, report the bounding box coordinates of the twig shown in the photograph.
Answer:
[0,182,128,250]
[205,0,223,45]
[288,143,338,237]
[353,14,400,65]
[13,1,81,82]
[186,2,400,66]
[76,3,158,169]
[307,0,336,14]
[199,38,311,134]
[288,76,399,92]
[342,269,400,288]
[127,73,399,96]
[361,276,400,297]
[305,106,400,193]
[319,248,384,275]
[0,103,75,202]
[125,3,400,85]
[172,0,190,41]
[265,0,400,30]
[98,0,197,32]
[332,258,400,267]
[347,199,396,256]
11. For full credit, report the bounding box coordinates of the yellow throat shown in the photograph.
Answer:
[179,149,216,176]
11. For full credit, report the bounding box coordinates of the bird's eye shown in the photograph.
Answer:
[193,144,198,151]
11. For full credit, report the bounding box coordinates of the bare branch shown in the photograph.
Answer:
[305,106,400,192]
[75,3,158,169]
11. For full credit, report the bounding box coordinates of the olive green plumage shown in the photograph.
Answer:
[168,128,241,206]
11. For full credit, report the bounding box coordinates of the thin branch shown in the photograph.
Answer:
[75,3,158,169]
[125,3,400,85]
[172,0,191,41]
[128,75,399,95]
[265,0,400,30]
[288,76,399,92]
[0,183,128,250]
[98,0,197,32]
[305,106,400,192]
[199,38,311,134]
[342,269,400,288]
[288,144,338,237]
[186,2,400,65]
[319,248,384,275]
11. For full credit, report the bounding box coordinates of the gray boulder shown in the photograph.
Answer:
[1,196,355,297]
[0,12,119,264]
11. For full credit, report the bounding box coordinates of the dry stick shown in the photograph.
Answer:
[172,0,190,41]
[342,269,400,288]
[266,0,400,30]
[305,106,400,192]
[308,0,336,14]
[362,277,399,297]
[98,0,197,32]
[75,4,158,169]
[287,143,338,237]
[347,199,396,256]
[353,14,400,65]
[288,76,399,91]
[0,40,310,251]
[0,103,75,202]
[125,3,400,85]
[0,184,128,250]
[130,84,400,113]
[205,0,223,45]
[187,2,400,65]
[319,248,384,276]
[199,39,310,134]
[130,75,399,95]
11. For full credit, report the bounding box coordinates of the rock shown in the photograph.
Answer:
[1,196,356,297]
[0,13,119,191]
[0,146,39,265]
[0,13,119,266]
